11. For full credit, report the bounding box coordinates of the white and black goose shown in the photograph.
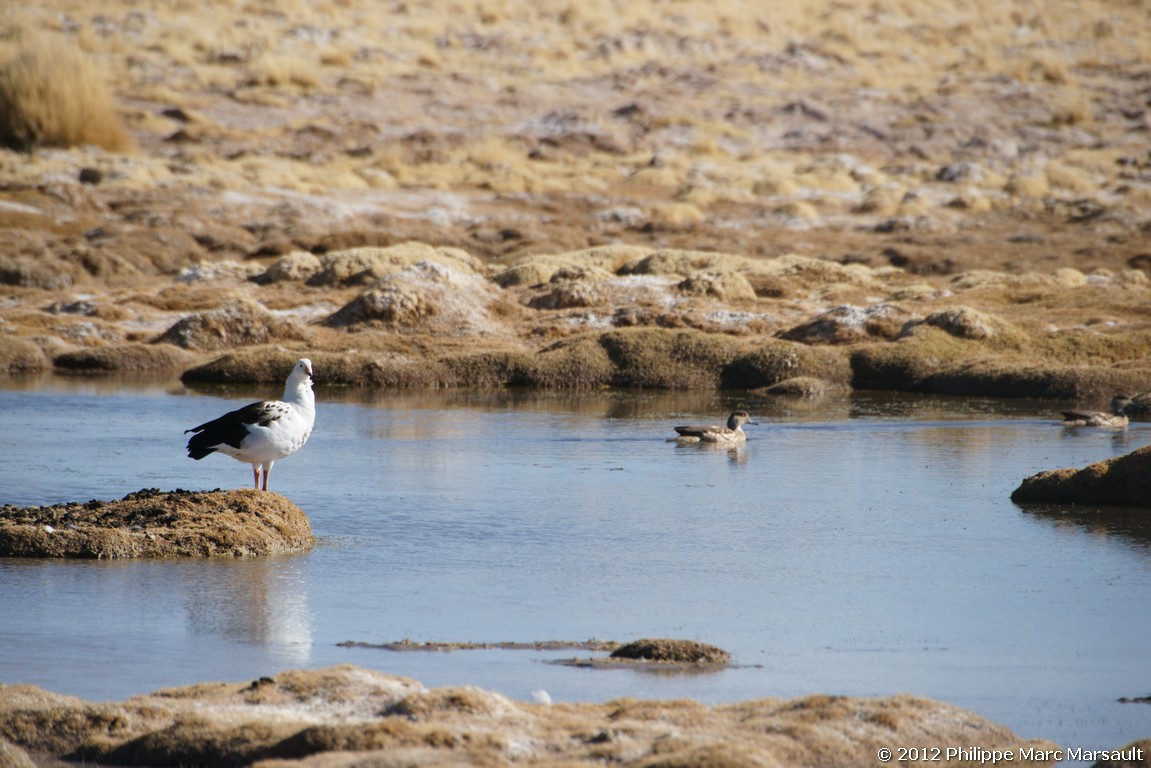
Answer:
[185,358,315,491]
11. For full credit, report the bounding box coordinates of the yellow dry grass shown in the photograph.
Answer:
[0,0,1144,221]
[0,33,132,152]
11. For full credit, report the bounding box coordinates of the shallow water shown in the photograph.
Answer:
[1,375,1149,762]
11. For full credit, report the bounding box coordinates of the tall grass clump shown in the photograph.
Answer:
[0,35,132,152]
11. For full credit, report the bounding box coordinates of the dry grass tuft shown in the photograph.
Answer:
[0,737,36,768]
[0,35,132,152]
[0,336,47,373]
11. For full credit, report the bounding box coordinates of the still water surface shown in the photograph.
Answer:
[1,375,1149,761]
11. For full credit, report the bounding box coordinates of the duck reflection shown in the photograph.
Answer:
[673,438,751,466]
[181,555,313,665]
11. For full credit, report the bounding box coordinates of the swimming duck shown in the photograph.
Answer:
[674,410,756,444]
[1060,396,1129,428]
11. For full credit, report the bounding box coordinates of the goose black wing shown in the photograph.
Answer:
[185,400,287,458]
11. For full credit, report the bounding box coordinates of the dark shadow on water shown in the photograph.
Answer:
[1015,502,1151,550]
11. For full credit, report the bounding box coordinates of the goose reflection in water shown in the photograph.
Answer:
[182,556,313,666]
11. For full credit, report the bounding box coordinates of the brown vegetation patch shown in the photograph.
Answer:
[0,488,314,558]
[920,306,1024,343]
[78,227,208,279]
[779,304,912,345]
[723,341,851,390]
[439,351,536,389]
[526,265,618,309]
[758,376,849,398]
[324,262,513,337]
[521,335,616,388]
[1011,446,1151,509]
[266,719,451,761]
[183,327,815,391]
[258,252,323,284]
[52,342,193,371]
[0,666,1059,768]
[915,362,1151,401]
[0,253,75,291]
[848,329,1151,399]
[600,329,745,389]
[153,303,310,351]
[0,737,35,768]
[181,348,444,389]
[676,269,757,303]
[620,250,751,280]
[611,639,731,665]
[0,684,160,757]
[494,246,648,288]
[306,244,484,288]
[96,718,298,768]
[383,686,513,720]
[180,349,313,385]
[132,283,248,313]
